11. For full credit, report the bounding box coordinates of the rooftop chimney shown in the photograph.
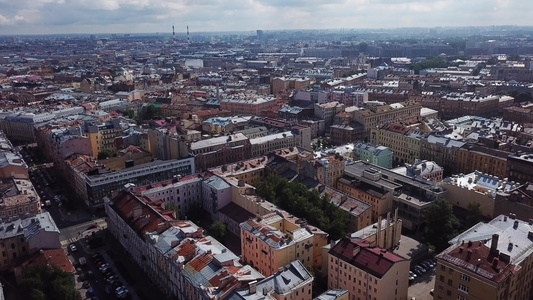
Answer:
[513,220,519,229]
[492,257,499,269]
[248,280,257,294]
[467,240,473,247]
[466,249,472,261]
[490,234,499,254]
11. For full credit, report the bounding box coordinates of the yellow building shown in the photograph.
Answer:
[352,101,421,138]
[85,119,123,157]
[328,238,410,300]
[434,215,533,300]
[240,211,328,277]
[370,123,424,165]
[337,176,392,222]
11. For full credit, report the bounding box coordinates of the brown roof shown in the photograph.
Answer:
[437,241,515,284]
[111,191,169,237]
[20,249,75,273]
[330,238,405,278]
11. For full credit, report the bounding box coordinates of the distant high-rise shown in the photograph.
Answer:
[256,30,263,41]
[187,26,190,44]
[172,25,175,41]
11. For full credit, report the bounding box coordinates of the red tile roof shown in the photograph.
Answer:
[330,238,405,278]
[20,249,75,274]
[188,252,213,272]
[437,242,515,284]
[111,191,169,237]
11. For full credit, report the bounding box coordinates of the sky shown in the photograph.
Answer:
[0,0,531,35]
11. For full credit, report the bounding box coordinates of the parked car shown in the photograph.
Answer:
[82,281,91,289]
[99,263,110,272]
[409,270,417,278]
[69,244,77,252]
[424,260,435,268]
[415,265,426,273]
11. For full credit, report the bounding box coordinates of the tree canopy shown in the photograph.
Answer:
[424,199,460,252]
[253,174,350,240]
[20,264,80,300]
[465,202,483,229]
[209,221,227,243]
[412,56,455,74]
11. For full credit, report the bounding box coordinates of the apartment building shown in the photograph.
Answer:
[352,101,421,138]
[106,191,267,300]
[0,212,60,270]
[0,178,41,220]
[507,153,533,184]
[420,134,465,175]
[315,154,346,188]
[314,102,345,127]
[370,123,424,165]
[34,123,92,168]
[135,175,203,219]
[323,186,372,231]
[330,124,365,146]
[352,142,393,169]
[190,133,251,171]
[328,238,410,300]
[220,97,277,115]
[390,160,443,182]
[338,161,446,231]
[272,77,312,94]
[439,94,500,120]
[85,118,129,156]
[434,215,533,300]
[240,211,328,277]
[227,260,314,300]
[456,144,509,179]
[84,158,195,207]
[140,127,190,161]
[250,131,299,158]
[0,132,28,179]
[441,171,522,218]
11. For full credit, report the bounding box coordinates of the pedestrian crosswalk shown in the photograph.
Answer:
[60,237,78,247]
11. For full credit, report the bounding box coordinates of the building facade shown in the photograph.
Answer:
[328,238,410,300]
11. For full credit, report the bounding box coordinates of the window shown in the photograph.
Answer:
[458,285,469,293]
[457,296,466,300]
[460,273,470,282]
[447,279,453,286]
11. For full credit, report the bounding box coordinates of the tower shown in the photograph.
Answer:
[187,26,190,44]
[172,25,175,42]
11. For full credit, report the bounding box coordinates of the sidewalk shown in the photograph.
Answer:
[106,234,169,300]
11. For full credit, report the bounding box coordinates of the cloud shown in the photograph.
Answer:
[0,0,532,34]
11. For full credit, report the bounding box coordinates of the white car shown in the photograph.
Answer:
[69,244,77,252]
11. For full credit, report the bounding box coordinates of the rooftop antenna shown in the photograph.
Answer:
[187,25,190,44]
[172,25,175,42]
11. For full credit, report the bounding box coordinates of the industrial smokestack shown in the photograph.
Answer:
[172,25,175,41]
[187,25,190,44]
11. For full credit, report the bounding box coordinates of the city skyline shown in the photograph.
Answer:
[1,0,532,35]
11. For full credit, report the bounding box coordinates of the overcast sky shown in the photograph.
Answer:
[0,0,531,35]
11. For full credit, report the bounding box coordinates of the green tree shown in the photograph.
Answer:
[465,202,483,228]
[123,108,135,119]
[145,104,158,119]
[97,150,114,160]
[20,264,80,300]
[253,174,350,240]
[165,203,180,218]
[209,221,227,242]
[424,199,460,252]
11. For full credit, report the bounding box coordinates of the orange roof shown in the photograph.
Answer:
[188,252,213,272]
[20,249,74,273]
